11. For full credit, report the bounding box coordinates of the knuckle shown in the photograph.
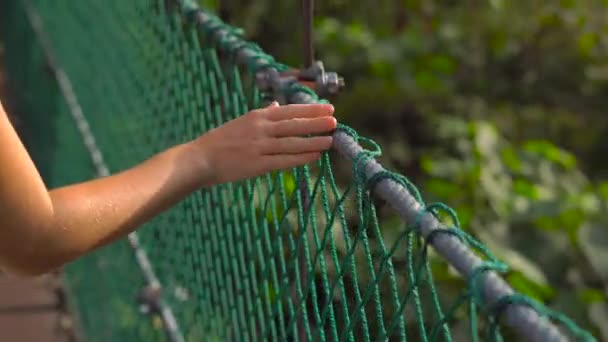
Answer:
[248,108,265,120]
[250,107,263,116]
[251,117,267,133]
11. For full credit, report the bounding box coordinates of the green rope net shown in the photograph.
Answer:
[0,0,596,341]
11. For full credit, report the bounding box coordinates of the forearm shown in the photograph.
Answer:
[43,142,205,270]
[0,118,207,276]
[0,100,335,277]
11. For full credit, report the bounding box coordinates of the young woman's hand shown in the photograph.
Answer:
[191,102,337,187]
[0,100,336,276]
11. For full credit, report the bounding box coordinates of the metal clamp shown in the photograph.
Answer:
[297,60,345,97]
[255,60,345,104]
[137,284,162,315]
[255,68,291,104]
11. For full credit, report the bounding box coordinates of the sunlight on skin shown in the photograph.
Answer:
[0,100,336,277]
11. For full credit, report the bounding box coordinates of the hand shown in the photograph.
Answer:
[0,99,336,275]
[191,102,337,186]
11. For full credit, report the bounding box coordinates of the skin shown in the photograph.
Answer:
[0,100,337,277]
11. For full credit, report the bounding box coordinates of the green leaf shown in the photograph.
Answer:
[370,60,394,78]
[558,208,585,231]
[513,179,539,199]
[279,170,297,198]
[197,0,219,10]
[429,260,463,285]
[420,156,468,178]
[599,181,608,201]
[579,288,607,304]
[414,70,440,91]
[453,205,473,229]
[523,140,577,169]
[258,171,299,225]
[578,32,598,56]
[501,146,522,172]
[578,223,608,281]
[507,271,556,302]
[578,193,601,214]
[534,216,560,231]
[420,155,434,174]
[425,178,461,199]
[427,54,456,74]
[262,280,277,304]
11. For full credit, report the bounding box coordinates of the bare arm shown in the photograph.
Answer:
[0,100,336,276]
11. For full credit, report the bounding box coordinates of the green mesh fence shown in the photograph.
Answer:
[0,0,597,341]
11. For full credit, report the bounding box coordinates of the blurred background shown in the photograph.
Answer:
[199,0,608,338]
[0,0,607,340]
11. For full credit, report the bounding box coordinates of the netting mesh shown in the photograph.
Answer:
[0,0,596,341]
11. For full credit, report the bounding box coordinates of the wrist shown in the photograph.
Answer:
[180,138,216,189]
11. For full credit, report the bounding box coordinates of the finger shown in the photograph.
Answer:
[263,136,333,154]
[265,101,279,108]
[264,103,334,121]
[263,152,321,171]
[270,116,337,137]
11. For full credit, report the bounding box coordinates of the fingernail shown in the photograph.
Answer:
[267,101,279,107]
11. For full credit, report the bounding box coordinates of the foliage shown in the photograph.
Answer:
[421,117,607,335]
